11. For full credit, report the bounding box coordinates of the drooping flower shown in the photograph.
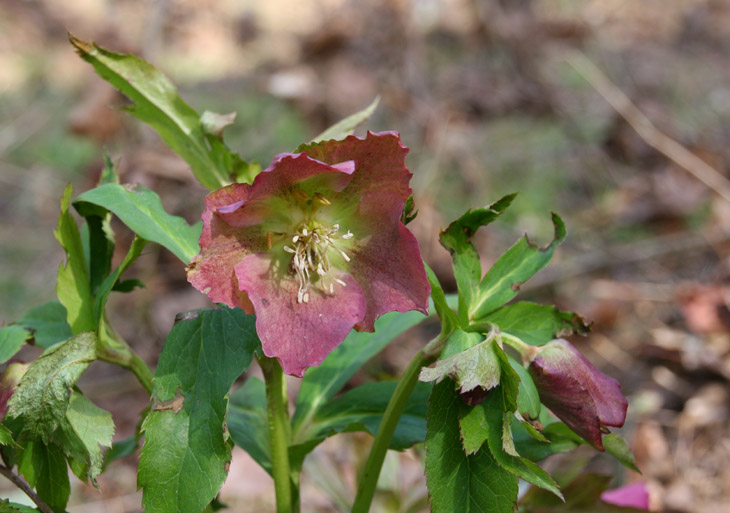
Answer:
[187,132,430,377]
[527,338,628,450]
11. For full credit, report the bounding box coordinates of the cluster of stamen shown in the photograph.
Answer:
[279,193,355,303]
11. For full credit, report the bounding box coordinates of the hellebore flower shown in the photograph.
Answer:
[187,132,430,377]
[601,482,650,510]
[527,339,628,450]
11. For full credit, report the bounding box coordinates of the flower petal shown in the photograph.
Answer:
[234,253,367,377]
[302,131,413,205]
[187,183,262,311]
[348,189,430,331]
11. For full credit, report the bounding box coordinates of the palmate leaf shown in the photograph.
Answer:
[69,36,253,189]
[75,183,201,263]
[425,380,518,513]
[138,308,260,513]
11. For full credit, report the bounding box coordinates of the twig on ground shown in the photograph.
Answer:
[0,464,54,513]
[567,51,730,204]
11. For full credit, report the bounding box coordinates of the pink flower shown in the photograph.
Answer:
[527,339,628,450]
[601,482,650,510]
[187,132,430,377]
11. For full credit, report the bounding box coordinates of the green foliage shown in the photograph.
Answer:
[425,380,518,513]
[228,378,271,474]
[483,301,590,345]
[92,237,147,325]
[603,434,641,474]
[17,441,69,511]
[16,302,73,350]
[54,184,95,334]
[69,35,255,188]
[308,96,380,144]
[75,183,201,263]
[291,309,428,438]
[0,500,40,513]
[470,212,566,321]
[0,326,30,364]
[138,308,260,513]
[439,194,516,324]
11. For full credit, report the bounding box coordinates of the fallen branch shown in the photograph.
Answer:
[567,51,730,204]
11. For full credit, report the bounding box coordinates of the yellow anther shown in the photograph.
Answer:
[313,192,331,206]
[293,189,310,202]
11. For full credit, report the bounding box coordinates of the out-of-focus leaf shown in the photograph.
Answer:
[0,500,40,513]
[139,308,260,513]
[64,391,114,482]
[425,380,518,513]
[292,309,427,438]
[425,263,459,335]
[112,278,146,293]
[482,301,590,345]
[228,377,270,474]
[75,183,201,263]
[17,441,70,511]
[507,353,541,420]
[603,434,641,473]
[439,194,516,324]
[69,36,232,189]
[470,213,566,320]
[54,185,95,333]
[309,96,380,144]
[0,326,30,364]
[17,301,73,349]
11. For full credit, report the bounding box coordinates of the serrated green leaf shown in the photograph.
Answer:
[0,425,19,447]
[81,210,115,295]
[0,326,30,364]
[511,419,579,462]
[17,301,73,350]
[470,213,566,321]
[291,309,427,438]
[440,194,516,324]
[17,441,70,512]
[425,380,518,513]
[54,185,96,334]
[0,500,40,513]
[309,96,380,143]
[75,183,201,263]
[228,377,270,474]
[507,353,541,420]
[65,391,114,483]
[138,308,260,513]
[603,434,641,473]
[479,389,562,498]
[482,301,590,345]
[69,36,234,190]
[7,332,96,442]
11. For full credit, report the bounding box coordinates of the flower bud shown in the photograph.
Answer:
[527,339,627,450]
[0,361,29,420]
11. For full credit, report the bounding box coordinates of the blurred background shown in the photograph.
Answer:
[2,0,730,511]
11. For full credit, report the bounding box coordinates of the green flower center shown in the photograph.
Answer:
[278,190,354,304]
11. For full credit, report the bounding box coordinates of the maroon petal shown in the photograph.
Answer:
[234,253,367,377]
[348,189,430,331]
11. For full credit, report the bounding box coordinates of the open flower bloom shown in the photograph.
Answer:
[527,339,628,450]
[187,132,430,377]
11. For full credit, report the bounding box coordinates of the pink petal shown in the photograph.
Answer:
[187,184,262,310]
[302,132,413,205]
[234,253,367,377]
[348,189,430,331]
[601,482,650,510]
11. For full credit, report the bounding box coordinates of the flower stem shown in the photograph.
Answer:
[259,355,294,513]
[351,333,449,513]
[500,332,538,363]
[96,318,153,394]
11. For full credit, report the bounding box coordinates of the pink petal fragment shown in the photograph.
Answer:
[349,189,430,331]
[234,253,367,377]
[601,482,650,510]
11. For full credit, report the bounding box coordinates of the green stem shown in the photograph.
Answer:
[259,355,294,513]
[96,319,153,394]
[351,333,449,513]
[499,332,538,363]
